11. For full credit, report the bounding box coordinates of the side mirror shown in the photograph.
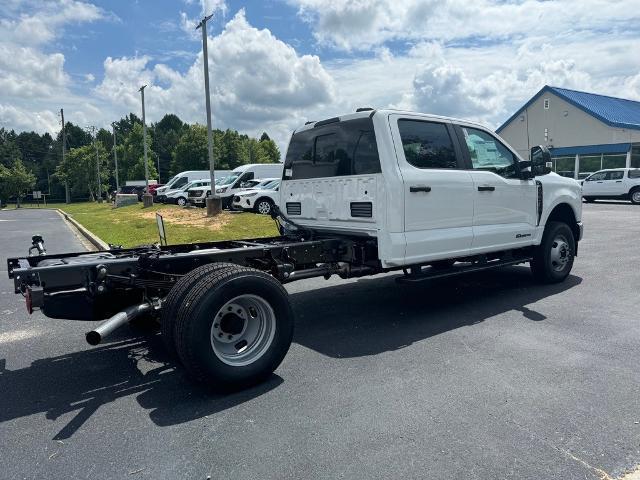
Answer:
[530,145,552,176]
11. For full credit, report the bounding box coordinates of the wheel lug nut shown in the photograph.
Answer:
[218,332,223,338]
[228,334,233,339]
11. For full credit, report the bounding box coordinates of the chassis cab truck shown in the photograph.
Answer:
[7,109,583,391]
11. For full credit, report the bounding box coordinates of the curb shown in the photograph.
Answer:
[56,208,110,251]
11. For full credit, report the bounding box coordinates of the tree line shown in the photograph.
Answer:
[0,113,281,204]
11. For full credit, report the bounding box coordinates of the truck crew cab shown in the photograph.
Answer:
[7,109,583,391]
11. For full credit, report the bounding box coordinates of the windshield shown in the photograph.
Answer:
[219,174,239,186]
[263,180,280,190]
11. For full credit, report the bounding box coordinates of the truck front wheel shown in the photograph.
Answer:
[530,221,575,283]
[174,264,294,390]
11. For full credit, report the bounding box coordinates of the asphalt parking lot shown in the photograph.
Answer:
[1,203,639,479]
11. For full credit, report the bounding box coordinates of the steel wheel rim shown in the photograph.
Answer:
[632,191,640,203]
[257,201,271,214]
[210,294,276,366]
[178,198,186,206]
[549,234,571,272]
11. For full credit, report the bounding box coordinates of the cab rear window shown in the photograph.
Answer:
[284,118,381,180]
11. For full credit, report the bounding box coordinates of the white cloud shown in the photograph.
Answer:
[289,0,640,51]
[94,10,335,150]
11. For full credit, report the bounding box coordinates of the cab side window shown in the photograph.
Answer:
[586,172,606,181]
[397,120,458,169]
[460,127,518,179]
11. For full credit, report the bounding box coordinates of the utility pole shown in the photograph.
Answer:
[196,13,221,216]
[112,123,119,193]
[61,108,70,203]
[90,126,103,203]
[139,85,153,207]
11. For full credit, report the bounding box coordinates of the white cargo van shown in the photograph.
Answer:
[155,170,231,202]
[189,164,283,208]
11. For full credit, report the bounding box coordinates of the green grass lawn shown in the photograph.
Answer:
[15,201,279,247]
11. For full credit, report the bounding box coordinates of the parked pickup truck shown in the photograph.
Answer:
[7,109,583,391]
[581,168,640,204]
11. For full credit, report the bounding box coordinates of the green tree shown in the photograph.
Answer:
[0,159,36,207]
[55,144,111,201]
[259,137,281,163]
[153,114,185,183]
[170,124,208,174]
[0,128,22,168]
[120,123,157,182]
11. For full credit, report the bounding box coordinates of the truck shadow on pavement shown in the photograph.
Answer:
[0,330,283,440]
[290,266,582,358]
[0,266,580,440]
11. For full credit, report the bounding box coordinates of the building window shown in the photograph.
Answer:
[552,156,575,178]
[602,154,626,170]
[632,146,640,168]
[543,98,550,109]
[579,155,602,176]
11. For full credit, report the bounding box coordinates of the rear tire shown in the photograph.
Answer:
[530,221,575,284]
[174,264,294,390]
[630,188,640,205]
[160,263,236,358]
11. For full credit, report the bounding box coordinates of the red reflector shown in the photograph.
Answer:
[25,288,33,314]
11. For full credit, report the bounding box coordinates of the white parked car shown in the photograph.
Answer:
[166,179,210,206]
[581,168,640,204]
[232,180,280,214]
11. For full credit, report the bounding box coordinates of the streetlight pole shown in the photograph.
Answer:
[139,85,153,207]
[60,108,70,204]
[112,123,119,193]
[90,126,103,203]
[196,13,221,216]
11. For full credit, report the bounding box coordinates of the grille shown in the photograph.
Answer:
[286,202,301,215]
[188,190,202,197]
[350,202,373,218]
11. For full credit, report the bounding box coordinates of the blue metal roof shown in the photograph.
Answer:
[497,85,640,133]
[550,143,631,157]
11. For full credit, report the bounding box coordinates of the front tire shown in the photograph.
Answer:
[630,188,640,205]
[176,196,187,207]
[255,198,274,215]
[174,264,294,390]
[530,221,575,283]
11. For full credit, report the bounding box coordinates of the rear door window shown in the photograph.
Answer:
[284,117,381,180]
[397,120,458,169]
[606,170,624,180]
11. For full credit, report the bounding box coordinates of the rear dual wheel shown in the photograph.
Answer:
[162,264,294,390]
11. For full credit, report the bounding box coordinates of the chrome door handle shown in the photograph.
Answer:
[477,186,495,192]
[410,185,431,193]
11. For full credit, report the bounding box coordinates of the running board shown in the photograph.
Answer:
[396,257,532,284]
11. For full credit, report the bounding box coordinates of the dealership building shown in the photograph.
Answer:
[497,85,640,179]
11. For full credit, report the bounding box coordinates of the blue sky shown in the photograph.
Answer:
[2,0,640,152]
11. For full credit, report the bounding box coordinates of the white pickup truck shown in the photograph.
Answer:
[581,168,640,204]
[7,109,583,391]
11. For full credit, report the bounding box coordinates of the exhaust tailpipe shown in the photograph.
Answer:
[86,302,152,345]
